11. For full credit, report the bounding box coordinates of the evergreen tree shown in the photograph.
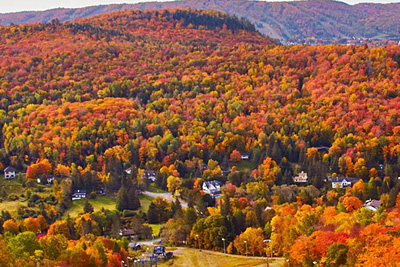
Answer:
[171,198,183,218]
[233,210,245,235]
[116,185,128,211]
[127,187,141,210]
[221,194,231,216]
[147,202,159,224]
[271,142,283,163]
[83,200,94,214]
[184,208,198,227]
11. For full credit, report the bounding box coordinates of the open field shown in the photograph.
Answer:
[147,184,166,193]
[234,161,257,172]
[139,194,154,212]
[147,223,164,236]
[0,200,28,217]
[63,196,116,218]
[158,247,284,267]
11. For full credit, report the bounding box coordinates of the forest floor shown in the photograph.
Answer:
[158,247,285,267]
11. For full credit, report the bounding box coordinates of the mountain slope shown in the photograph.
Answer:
[1,0,400,44]
[1,9,400,175]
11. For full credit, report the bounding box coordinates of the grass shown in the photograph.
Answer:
[158,248,284,267]
[139,194,154,212]
[63,196,116,218]
[147,223,164,236]
[234,161,257,171]
[0,200,29,217]
[147,183,166,193]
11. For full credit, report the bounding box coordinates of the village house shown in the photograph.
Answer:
[331,177,357,189]
[37,174,56,185]
[363,199,382,212]
[240,153,250,160]
[293,171,308,183]
[125,167,132,175]
[120,229,136,240]
[202,180,223,196]
[4,166,16,180]
[72,189,87,200]
[142,170,156,182]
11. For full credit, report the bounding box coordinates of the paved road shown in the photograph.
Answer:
[142,191,188,208]
[133,238,161,246]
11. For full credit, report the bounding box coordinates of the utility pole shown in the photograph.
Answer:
[263,239,271,267]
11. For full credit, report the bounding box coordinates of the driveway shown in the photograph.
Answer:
[142,191,188,208]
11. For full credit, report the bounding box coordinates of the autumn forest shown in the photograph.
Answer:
[0,8,400,267]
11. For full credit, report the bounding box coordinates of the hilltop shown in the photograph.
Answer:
[1,0,400,44]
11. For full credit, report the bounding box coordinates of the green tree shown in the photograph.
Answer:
[84,200,94,214]
[326,243,348,267]
[7,231,40,258]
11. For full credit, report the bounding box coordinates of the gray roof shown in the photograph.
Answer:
[4,166,16,172]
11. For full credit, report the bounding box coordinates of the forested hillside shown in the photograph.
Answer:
[0,9,400,266]
[1,0,400,44]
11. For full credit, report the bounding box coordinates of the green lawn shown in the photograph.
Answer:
[139,194,154,212]
[234,161,257,171]
[63,196,116,218]
[0,200,28,217]
[147,184,166,193]
[147,223,164,236]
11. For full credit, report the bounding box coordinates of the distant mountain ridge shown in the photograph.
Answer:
[1,0,400,44]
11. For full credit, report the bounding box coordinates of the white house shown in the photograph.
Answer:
[363,199,382,212]
[202,180,223,196]
[125,167,132,175]
[293,171,308,183]
[72,190,87,200]
[241,153,250,160]
[37,174,55,185]
[331,177,357,189]
[143,170,156,182]
[4,166,16,180]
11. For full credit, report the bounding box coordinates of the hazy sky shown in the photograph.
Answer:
[1,0,399,13]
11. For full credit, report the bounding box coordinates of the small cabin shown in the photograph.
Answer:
[72,190,87,200]
[4,166,16,180]
[293,171,308,183]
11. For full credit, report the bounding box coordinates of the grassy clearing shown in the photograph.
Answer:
[0,200,28,217]
[234,161,257,171]
[147,223,164,236]
[63,196,116,218]
[147,184,166,193]
[159,248,284,267]
[139,194,154,212]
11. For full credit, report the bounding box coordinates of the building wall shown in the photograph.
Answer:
[5,171,15,179]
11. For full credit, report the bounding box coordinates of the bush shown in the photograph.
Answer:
[89,192,97,199]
